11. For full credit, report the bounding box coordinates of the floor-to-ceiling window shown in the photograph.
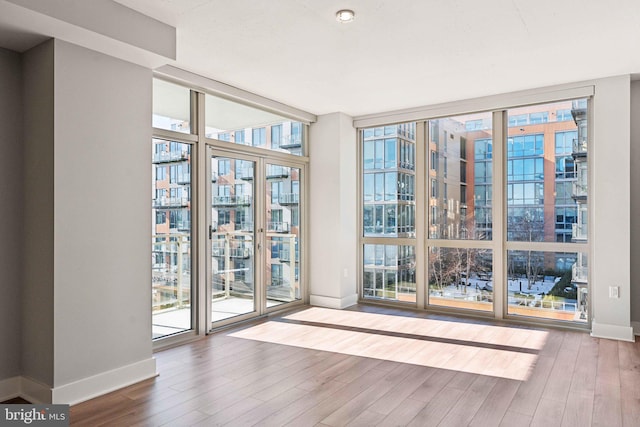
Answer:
[361,123,417,303]
[427,112,494,312]
[152,80,195,339]
[359,97,590,326]
[505,100,589,322]
[152,78,309,341]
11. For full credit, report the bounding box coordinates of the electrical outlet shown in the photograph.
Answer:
[609,286,620,298]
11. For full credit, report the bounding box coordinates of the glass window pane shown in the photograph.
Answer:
[507,99,588,243]
[265,165,301,306]
[429,112,492,240]
[153,79,191,134]
[152,139,192,338]
[507,250,588,323]
[204,93,305,156]
[362,123,416,238]
[428,247,493,312]
[363,245,415,303]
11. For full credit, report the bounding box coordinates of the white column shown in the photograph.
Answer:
[590,75,634,341]
[308,113,358,309]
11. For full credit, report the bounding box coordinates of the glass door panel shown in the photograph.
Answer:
[211,154,256,322]
[265,163,302,307]
[152,139,192,339]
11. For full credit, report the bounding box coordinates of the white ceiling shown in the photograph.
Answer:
[26,1,640,116]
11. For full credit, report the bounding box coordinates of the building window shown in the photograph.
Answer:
[218,159,230,176]
[556,109,573,121]
[218,209,230,225]
[271,125,282,149]
[252,128,266,146]
[234,130,245,144]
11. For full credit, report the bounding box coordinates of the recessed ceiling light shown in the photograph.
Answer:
[336,9,355,23]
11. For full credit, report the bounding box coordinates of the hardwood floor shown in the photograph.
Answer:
[69,305,640,426]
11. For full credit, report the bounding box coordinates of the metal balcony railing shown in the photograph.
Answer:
[212,195,252,206]
[572,264,588,283]
[152,151,189,164]
[176,173,190,185]
[279,135,302,149]
[173,220,190,231]
[211,242,252,258]
[572,138,587,157]
[236,168,253,180]
[278,193,299,205]
[572,99,588,111]
[266,165,289,179]
[279,247,299,263]
[153,197,189,208]
[572,182,587,200]
[268,221,290,233]
[236,222,254,232]
[572,223,587,241]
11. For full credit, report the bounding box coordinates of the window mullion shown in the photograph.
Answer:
[492,110,506,319]
[415,121,427,309]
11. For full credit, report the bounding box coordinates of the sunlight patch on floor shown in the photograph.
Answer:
[229,307,548,381]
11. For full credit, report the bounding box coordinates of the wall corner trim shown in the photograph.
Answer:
[591,320,635,342]
[52,357,157,405]
[310,294,358,309]
[0,376,21,402]
[20,376,53,404]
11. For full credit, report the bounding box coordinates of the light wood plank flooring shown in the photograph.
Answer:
[69,305,640,426]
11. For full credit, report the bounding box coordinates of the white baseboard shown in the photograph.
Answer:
[0,376,21,402]
[310,293,358,309]
[21,376,52,404]
[631,321,640,336]
[52,357,157,405]
[591,320,635,342]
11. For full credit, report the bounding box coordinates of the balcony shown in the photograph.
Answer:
[236,222,254,232]
[572,264,588,284]
[571,99,587,122]
[572,223,587,242]
[279,247,299,263]
[153,151,189,164]
[278,193,299,205]
[237,168,253,181]
[153,197,189,209]
[173,220,190,231]
[572,138,587,158]
[177,173,190,185]
[572,181,587,201]
[266,165,289,179]
[212,195,252,206]
[211,242,252,259]
[279,135,302,149]
[268,221,290,233]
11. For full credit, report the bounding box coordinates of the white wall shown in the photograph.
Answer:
[309,112,358,308]
[590,75,634,341]
[0,47,23,383]
[630,80,640,330]
[18,39,156,404]
[51,40,155,399]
